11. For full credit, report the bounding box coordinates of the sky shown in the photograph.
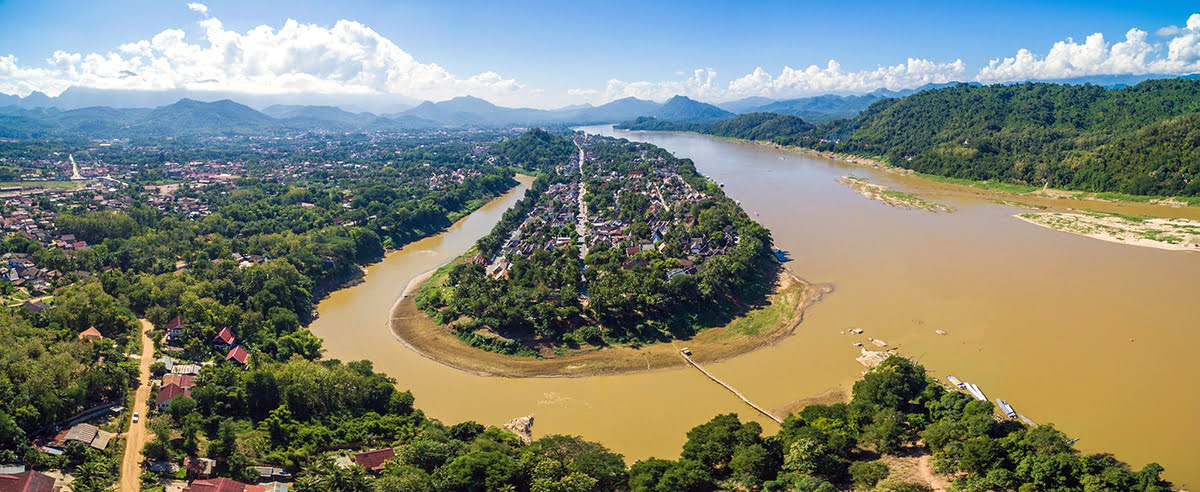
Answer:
[1,0,1199,108]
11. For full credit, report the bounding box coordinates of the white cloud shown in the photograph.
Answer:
[4,9,1200,107]
[978,14,1200,82]
[0,5,540,106]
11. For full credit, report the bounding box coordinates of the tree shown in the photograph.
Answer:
[167,395,196,423]
[850,461,890,489]
[654,459,714,492]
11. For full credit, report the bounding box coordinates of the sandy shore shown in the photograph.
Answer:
[389,267,832,378]
[1016,212,1200,252]
[836,175,953,212]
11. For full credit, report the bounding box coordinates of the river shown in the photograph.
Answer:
[311,128,1199,487]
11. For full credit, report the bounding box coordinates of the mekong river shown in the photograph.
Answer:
[310,126,1200,487]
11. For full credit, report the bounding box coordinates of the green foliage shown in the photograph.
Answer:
[850,461,890,489]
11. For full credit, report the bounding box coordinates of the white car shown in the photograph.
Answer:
[132,412,139,423]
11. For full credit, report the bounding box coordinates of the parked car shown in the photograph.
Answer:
[132,412,139,423]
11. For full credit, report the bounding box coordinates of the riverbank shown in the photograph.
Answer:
[837,175,953,212]
[734,138,1200,208]
[389,265,831,378]
[1015,211,1200,252]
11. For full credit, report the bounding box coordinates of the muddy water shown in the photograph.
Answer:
[313,130,1200,487]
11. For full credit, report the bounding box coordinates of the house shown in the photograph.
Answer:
[78,326,103,341]
[251,466,291,482]
[163,374,196,389]
[183,477,264,492]
[20,301,48,314]
[185,457,215,479]
[164,316,185,344]
[59,423,114,450]
[156,383,191,410]
[226,346,249,366]
[213,328,236,348]
[0,469,55,492]
[171,364,202,375]
[353,448,395,472]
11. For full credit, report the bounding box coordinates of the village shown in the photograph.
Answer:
[0,129,528,492]
[485,135,735,285]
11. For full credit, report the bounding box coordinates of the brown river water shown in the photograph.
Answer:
[310,127,1200,487]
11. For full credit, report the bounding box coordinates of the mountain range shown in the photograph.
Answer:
[3,73,1194,138]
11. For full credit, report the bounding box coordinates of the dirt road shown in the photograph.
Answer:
[118,319,155,492]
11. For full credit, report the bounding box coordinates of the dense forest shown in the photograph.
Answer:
[620,78,1200,197]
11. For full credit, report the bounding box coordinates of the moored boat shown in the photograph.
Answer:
[996,398,1017,418]
[946,375,966,388]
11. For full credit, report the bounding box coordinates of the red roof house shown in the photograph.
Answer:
[213,328,236,347]
[163,373,196,389]
[164,315,185,331]
[0,470,56,492]
[225,346,249,366]
[183,477,264,492]
[353,447,396,472]
[156,383,191,410]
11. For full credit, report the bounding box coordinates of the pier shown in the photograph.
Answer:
[680,350,783,424]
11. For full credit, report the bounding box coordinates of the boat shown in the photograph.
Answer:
[995,398,1017,418]
[946,375,966,389]
[968,383,987,401]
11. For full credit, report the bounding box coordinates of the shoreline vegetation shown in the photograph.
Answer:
[836,175,953,212]
[390,254,831,378]
[1016,211,1200,252]
[738,137,1200,209]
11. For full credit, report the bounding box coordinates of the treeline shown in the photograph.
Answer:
[143,354,1173,491]
[620,78,1200,197]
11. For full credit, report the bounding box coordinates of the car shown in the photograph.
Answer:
[132,412,139,423]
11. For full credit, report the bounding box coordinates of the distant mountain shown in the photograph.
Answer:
[401,95,555,126]
[742,94,883,123]
[262,104,393,130]
[567,97,661,124]
[652,95,733,121]
[717,97,776,113]
[131,99,277,135]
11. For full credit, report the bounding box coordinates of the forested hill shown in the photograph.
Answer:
[620,78,1200,197]
[489,128,577,173]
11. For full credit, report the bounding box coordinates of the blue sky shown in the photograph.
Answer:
[1,1,1198,107]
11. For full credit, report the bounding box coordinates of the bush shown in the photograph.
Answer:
[850,461,889,489]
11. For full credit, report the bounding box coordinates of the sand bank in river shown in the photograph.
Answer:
[389,268,831,378]
[1016,211,1200,252]
[837,175,954,212]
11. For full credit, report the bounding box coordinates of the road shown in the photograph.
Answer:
[118,319,155,492]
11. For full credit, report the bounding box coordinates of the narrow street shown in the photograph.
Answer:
[118,319,154,492]
[574,141,590,258]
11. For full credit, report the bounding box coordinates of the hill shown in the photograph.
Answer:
[628,78,1200,197]
[653,95,734,121]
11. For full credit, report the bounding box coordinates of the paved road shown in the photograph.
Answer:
[119,319,154,492]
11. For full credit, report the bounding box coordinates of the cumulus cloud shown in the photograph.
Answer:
[0,5,538,106]
[4,9,1200,107]
[978,13,1200,82]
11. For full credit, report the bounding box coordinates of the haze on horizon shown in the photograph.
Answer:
[1,0,1200,109]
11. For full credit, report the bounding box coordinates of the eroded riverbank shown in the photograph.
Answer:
[389,265,830,378]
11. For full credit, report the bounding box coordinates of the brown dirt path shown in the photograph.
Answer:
[118,319,154,492]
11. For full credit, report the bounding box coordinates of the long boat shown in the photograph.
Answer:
[967,383,987,401]
[946,375,966,389]
[995,398,1017,418]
